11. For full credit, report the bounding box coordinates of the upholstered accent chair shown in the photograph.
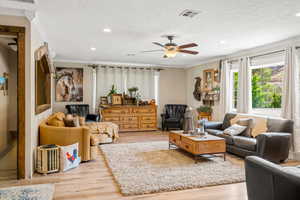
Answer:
[161,104,187,131]
[65,104,100,122]
[245,156,300,200]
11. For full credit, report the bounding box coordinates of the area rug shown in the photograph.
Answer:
[100,141,245,196]
[0,184,54,200]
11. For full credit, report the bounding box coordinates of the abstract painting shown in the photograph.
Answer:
[55,67,83,102]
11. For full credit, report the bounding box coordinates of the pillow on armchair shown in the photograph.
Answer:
[60,143,81,172]
[47,112,65,127]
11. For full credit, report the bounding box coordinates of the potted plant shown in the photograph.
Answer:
[107,85,117,104]
[128,86,139,98]
[197,106,213,115]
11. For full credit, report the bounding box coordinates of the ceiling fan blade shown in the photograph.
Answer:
[141,50,164,53]
[178,43,198,49]
[153,42,165,48]
[178,50,199,55]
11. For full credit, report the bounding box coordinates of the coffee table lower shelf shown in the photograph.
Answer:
[168,142,226,163]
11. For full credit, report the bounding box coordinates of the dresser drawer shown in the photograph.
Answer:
[122,124,139,129]
[102,108,129,115]
[120,116,138,122]
[103,116,119,122]
[140,123,156,129]
[133,107,156,113]
[141,116,156,121]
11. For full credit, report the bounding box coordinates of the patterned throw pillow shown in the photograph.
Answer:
[64,114,80,127]
[224,124,247,136]
[60,143,81,172]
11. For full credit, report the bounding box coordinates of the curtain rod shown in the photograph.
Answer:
[226,46,300,63]
[87,64,163,71]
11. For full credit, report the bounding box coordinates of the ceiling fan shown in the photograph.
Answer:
[142,35,199,58]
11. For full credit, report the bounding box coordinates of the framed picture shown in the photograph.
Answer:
[55,67,83,102]
[100,96,108,105]
[111,94,122,105]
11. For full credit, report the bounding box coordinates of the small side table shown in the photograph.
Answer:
[198,112,212,121]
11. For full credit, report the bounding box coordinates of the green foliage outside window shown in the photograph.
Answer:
[251,66,283,108]
[232,65,283,109]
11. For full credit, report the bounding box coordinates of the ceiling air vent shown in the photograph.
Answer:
[179,9,201,18]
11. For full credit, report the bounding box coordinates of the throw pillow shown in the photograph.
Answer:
[224,124,247,136]
[60,143,81,172]
[64,115,80,127]
[237,118,255,137]
[79,117,85,126]
[47,112,65,127]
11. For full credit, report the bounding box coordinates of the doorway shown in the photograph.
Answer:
[0,25,26,179]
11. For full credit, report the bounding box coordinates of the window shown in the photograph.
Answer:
[230,69,239,110]
[250,63,284,113]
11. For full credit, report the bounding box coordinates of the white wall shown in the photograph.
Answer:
[52,61,93,113]
[186,61,221,121]
[0,44,10,152]
[158,68,187,125]
[0,15,52,178]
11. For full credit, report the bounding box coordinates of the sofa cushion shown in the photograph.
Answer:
[165,118,181,123]
[218,134,234,145]
[222,113,237,130]
[206,129,223,136]
[233,136,257,151]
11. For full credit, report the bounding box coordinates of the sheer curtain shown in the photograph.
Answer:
[237,57,251,113]
[219,60,231,117]
[96,66,156,106]
[281,47,300,152]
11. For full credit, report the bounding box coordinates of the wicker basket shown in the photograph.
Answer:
[36,144,60,174]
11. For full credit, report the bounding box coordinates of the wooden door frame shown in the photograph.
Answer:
[0,25,26,179]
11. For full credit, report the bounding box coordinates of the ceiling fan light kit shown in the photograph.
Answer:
[144,35,199,58]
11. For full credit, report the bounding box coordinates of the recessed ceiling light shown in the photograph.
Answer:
[90,47,96,51]
[296,12,300,17]
[220,40,227,44]
[103,28,111,33]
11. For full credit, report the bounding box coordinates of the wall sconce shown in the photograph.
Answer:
[0,72,8,96]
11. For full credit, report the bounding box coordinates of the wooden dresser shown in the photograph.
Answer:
[101,105,157,132]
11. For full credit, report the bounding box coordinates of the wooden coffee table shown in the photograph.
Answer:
[169,131,226,163]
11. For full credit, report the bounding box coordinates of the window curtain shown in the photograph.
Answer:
[126,67,155,99]
[96,66,156,106]
[237,57,251,113]
[219,60,231,117]
[281,47,300,152]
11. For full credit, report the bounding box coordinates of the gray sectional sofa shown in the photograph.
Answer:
[205,113,293,163]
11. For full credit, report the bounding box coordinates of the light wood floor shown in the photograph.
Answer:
[0,131,297,200]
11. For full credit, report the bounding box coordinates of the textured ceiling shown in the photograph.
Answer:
[36,0,300,67]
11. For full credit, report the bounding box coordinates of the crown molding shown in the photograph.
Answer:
[0,0,36,11]
[187,35,300,69]
[53,59,186,69]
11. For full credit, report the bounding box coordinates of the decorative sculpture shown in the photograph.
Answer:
[193,77,202,101]
[0,72,8,96]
